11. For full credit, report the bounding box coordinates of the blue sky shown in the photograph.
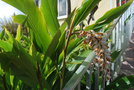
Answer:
[0,0,22,18]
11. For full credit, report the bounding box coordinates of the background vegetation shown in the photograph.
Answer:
[0,0,133,90]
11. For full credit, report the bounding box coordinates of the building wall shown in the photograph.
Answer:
[91,0,114,24]
[59,0,117,24]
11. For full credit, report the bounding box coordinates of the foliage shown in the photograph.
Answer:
[111,50,121,62]
[0,17,17,36]
[106,75,134,90]
[85,0,133,31]
[0,0,133,90]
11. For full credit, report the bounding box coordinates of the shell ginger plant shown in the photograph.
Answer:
[0,0,133,90]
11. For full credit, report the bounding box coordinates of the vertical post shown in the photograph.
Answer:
[85,67,93,90]
[75,83,81,90]
[119,0,121,6]
[115,23,119,50]
[121,16,123,49]
[110,0,113,9]
[95,65,99,90]
[112,28,116,45]
[119,19,122,50]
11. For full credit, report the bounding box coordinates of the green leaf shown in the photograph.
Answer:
[72,0,101,28]
[0,28,13,52]
[15,25,22,42]
[106,75,134,90]
[0,40,38,87]
[2,0,52,53]
[0,74,4,89]
[5,28,13,43]
[67,38,82,55]
[67,50,91,72]
[63,51,95,90]
[103,23,113,32]
[0,30,5,39]
[111,50,121,62]
[0,40,13,52]
[56,9,78,64]
[45,30,61,59]
[12,76,19,90]
[40,0,59,37]
[42,30,62,71]
[85,0,133,31]
[12,15,27,24]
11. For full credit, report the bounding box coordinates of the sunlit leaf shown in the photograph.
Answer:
[72,0,101,28]
[2,0,52,53]
[0,30,5,39]
[15,25,22,42]
[0,40,38,87]
[12,15,27,24]
[40,0,59,36]
[85,0,133,31]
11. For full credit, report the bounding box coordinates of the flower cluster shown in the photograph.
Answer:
[78,30,111,80]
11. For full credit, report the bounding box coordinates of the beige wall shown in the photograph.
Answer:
[91,0,116,24]
[91,0,111,24]
[71,0,83,11]
[59,0,117,25]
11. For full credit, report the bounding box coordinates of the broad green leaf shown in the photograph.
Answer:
[5,73,12,88]
[85,0,133,31]
[96,0,132,24]
[15,25,22,42]
[5,28,13,43]
[0,75,4,89]
[12,76,19,90]
[111,50,121,62]
[0,30,5,39]
[103,23,113,32]
[63,51,95,90]
[46,68,59,90]
[29,43,37,57]
[0,40,13,52]
[40,0,59,37]
[67,38,82,55]
[12,15,27,24]
[67,50,91,72]
[41,30,62,72]
[0,40,38,87]
[106,75,134,90]
[55,9,78,64]
[51,9,78,66]
[0,28,13,52]
[45,30,61,59]
[72,0,101,28]
[2,0,52,53]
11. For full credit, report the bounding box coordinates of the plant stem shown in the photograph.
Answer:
[2,74,8,90]
[60,22,74,90]
[37,62,43,90]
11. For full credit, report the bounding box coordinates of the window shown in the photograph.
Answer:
[58,0,69,19]
[116,0,127,6]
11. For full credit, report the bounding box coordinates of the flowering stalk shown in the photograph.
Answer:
[78,30,111,81]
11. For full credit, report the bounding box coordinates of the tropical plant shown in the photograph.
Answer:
[0,17,17,36]
[106,75,134,90]
[0,0,133,90]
